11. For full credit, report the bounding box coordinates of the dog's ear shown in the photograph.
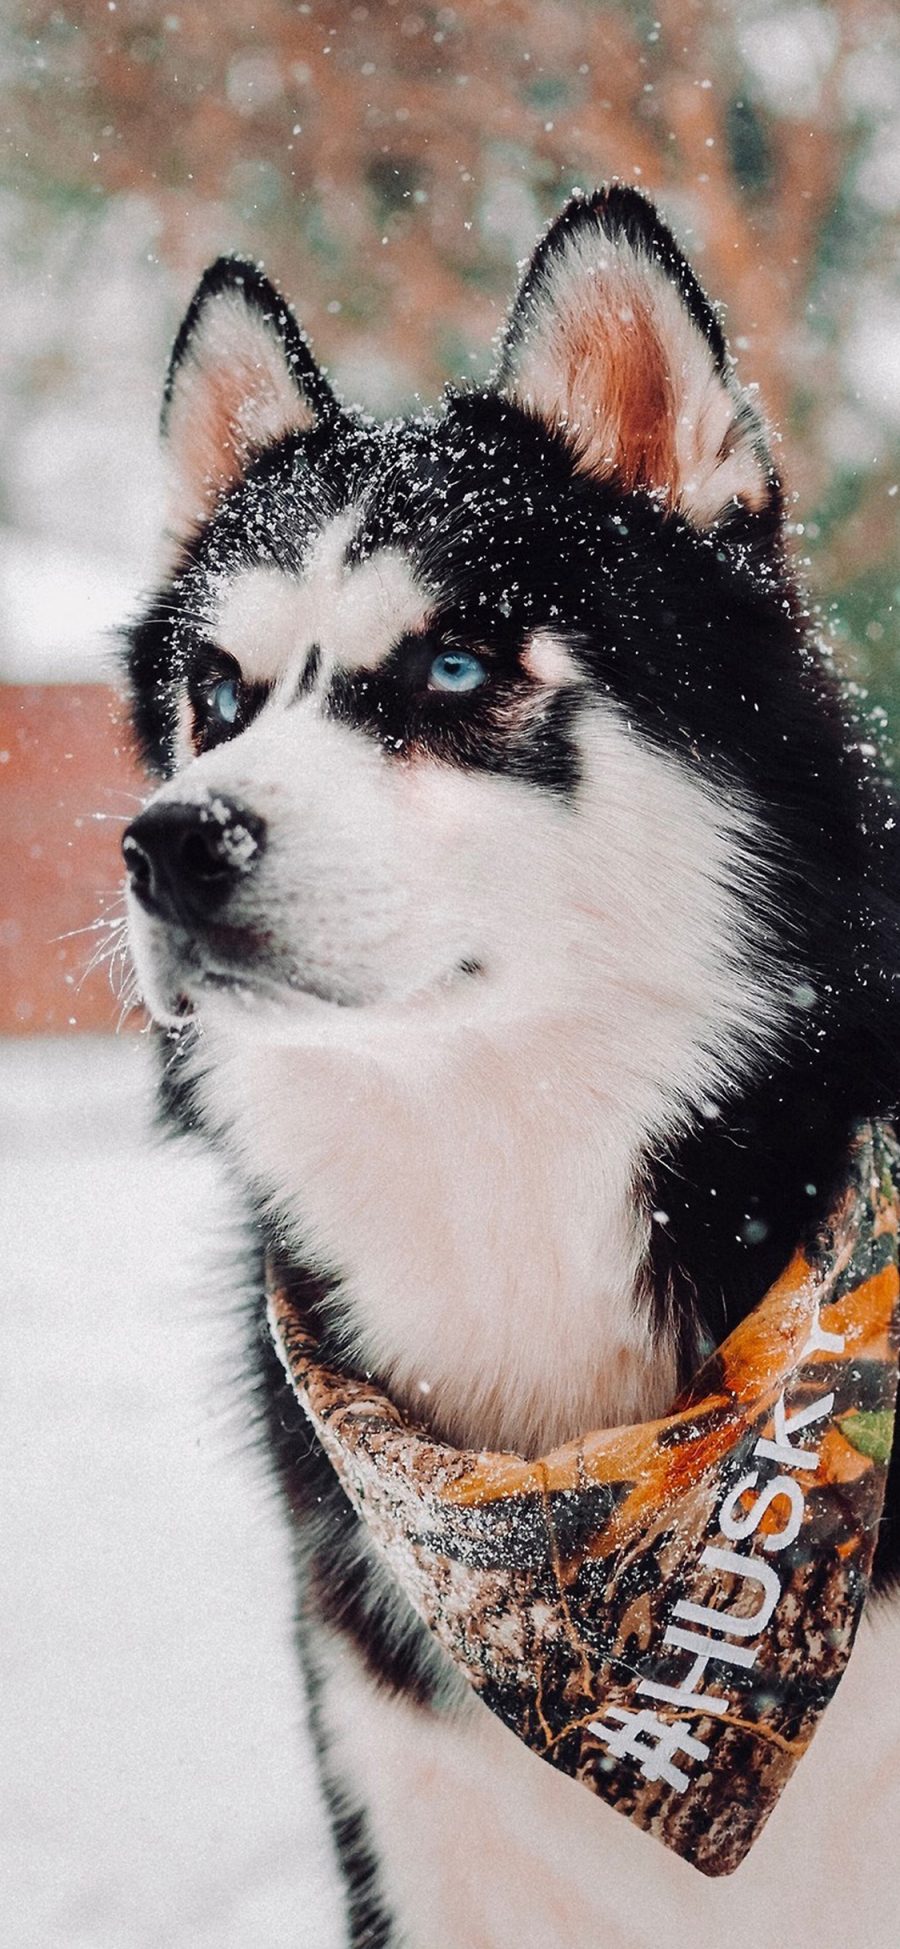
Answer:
[496,186,775,529]
[162,256,337,542]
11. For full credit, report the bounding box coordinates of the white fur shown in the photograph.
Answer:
[213,519,432,684]
[128,556,788,1453]
[317,1604,900,1948]
[190,697,783,1453]
[522,628,587,687]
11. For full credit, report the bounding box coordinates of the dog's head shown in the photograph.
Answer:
[123,186,855,1135]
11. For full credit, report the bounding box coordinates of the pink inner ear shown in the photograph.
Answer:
[165,308,316,543]
[506,222,771,526]
[193,356,258,492]
[559,288,677,496]
[199,353,299,482]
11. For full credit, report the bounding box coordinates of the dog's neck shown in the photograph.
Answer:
[198,1008,679,1455]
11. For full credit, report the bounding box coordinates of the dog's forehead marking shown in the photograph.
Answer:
[523,631,585,687]
[211,510,431,685]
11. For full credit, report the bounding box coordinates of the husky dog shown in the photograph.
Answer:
[122,188,900,1946]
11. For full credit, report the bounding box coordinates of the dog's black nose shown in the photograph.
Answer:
[122,798,266,925]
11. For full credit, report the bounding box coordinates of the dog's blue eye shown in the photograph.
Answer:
[212,678,240,724]
[428,651,486,694]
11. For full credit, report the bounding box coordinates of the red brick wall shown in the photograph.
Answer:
[1,685,147,1032]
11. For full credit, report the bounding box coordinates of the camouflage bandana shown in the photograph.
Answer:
[267,1120,900,1877]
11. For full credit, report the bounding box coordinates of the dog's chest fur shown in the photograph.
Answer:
[200,1022,673,1457]
[316,1602,900,1949]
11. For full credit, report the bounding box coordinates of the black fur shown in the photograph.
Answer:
[224,1239,406,1945]
[293,644,322,700]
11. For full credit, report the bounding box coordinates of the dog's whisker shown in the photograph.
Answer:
[76,941,120,990]
[114,977,142,1030]
[98,786,146,806]
[52,916,126,943]
[73,911,130,984]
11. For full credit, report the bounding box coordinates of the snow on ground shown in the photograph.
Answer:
[1,1035,344,1949]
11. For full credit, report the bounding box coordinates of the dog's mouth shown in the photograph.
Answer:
[158,927,368,1017]
[138,915,485,1025]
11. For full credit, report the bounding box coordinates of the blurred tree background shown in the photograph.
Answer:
[1,0,899,1023]
[3,0,899,689]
